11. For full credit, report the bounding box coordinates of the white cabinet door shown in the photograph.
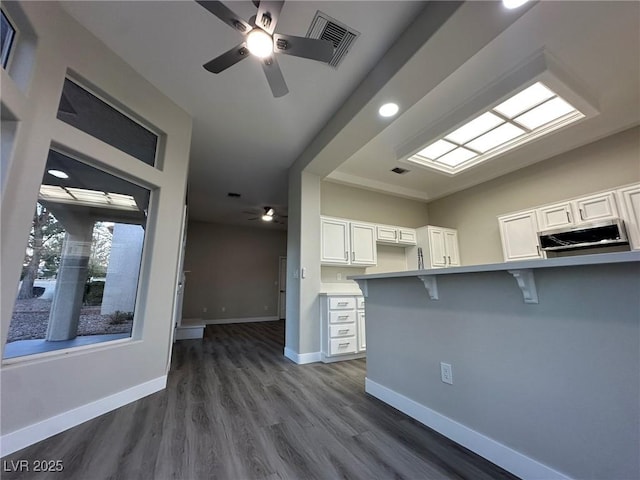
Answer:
[537,202,574,230]
[350,223,377,266]
[398,228,417,245]
[574,192,618,222]
[376,225,398,244]
[321,218,349,264]
[444,229,460,266]
[498,210,542,261]
[427,227,447,268]
[618,184,640,249]
[357,310,366,352]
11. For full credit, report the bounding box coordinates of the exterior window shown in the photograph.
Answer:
[57,79,159,167]
[1,10,15,69]
[4,150,150,359]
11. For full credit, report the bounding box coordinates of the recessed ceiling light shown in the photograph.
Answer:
[502,0,529,9]
[379,103,399,118]
[47,169,69,179]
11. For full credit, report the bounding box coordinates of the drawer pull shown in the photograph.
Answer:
[337,302,348,306]
[338,329,349,334]
[338,315,349,319]
[338,342,350,347]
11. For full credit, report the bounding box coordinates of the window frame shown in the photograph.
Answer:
[1,8,17,69]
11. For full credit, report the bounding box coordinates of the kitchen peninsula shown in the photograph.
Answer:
[350,251,640,480]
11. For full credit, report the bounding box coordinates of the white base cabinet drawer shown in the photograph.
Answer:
[329,297,355,310]
[330,311,356,323]
[330,323,357,338]
[329,337,357,355]
[321,294,366,362]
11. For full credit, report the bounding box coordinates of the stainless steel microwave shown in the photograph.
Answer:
[538,219,628,251]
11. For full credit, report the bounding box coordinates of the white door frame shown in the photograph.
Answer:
[277,256,287,320]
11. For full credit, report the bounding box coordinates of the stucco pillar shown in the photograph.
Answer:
[45,222,93,341]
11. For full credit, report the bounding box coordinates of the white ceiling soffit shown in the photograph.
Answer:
[325,1,640,202]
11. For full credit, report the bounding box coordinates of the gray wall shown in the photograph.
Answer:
[321,181,429,227]
[427,126,640,265]
[182,222,286,320]
[365,261,640,479]
[1,2,191,437]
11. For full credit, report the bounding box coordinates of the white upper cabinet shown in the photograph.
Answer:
[428,228,447,268]
[350,223,377,265]
[375,225,417,246]
[443,229,460,266]
[321,217,350,264]
[321,217,376,266]
[537,202,574,231]
[617,184,640,249]
[574,192,619,222]
[398,228,417,245]
[376,225,398,244]
[498,210,543,261]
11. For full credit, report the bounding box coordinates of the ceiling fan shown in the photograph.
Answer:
[197,1,335,97]
[244,206,287,224]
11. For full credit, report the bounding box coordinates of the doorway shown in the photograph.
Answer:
[277,256,286,320]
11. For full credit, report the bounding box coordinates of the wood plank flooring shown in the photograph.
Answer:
[2,321,519,479]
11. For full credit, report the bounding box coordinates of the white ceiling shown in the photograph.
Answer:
[60,0,425,227]
[60,1,639,227]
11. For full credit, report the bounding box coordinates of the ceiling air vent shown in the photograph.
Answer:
[391,167,410,175]
[306,11,360,69]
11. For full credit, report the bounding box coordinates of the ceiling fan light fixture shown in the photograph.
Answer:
[262,214,274,222]
[247,29,273,58]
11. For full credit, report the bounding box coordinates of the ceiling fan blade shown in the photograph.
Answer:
[196,1,252,35]
[273,34,334,63]
[248,217,259,221]
[203,42,249,73]
[255,1,284,36]
[261,55,289,97]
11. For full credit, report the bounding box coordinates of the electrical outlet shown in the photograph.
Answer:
[337,273,342,280]
[221,306,226,312]
[264,305,269,311]
[202,307,207,313]
[440,362,453,385]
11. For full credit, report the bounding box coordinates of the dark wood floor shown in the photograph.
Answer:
[2,321,518,480]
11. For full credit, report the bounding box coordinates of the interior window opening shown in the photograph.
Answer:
[4,150,150,360]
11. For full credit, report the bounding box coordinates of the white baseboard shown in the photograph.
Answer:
[202,316,279,325]
[0,376,167,457]
[365,378,572,480]
[283,347,321,364]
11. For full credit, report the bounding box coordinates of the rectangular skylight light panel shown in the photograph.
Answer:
[445,112,504,144]
[39,185,71,200]
[514,97,578,130]
[493,82,555,118]
[66,187,108,203]
[466,123,525,153]
[436,147,477,167]
[417,139,456,160]
[108,193,138,209]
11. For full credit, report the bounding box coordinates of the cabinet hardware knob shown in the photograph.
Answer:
[579,208,584,220]
[448,255,451,264]
[443,255,446,264]
[352,251,355,261]
[344,251,348,260]
[566,211,571,222]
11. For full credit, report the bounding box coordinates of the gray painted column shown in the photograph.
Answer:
[45,222,93,341]
[101,223,144,315]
